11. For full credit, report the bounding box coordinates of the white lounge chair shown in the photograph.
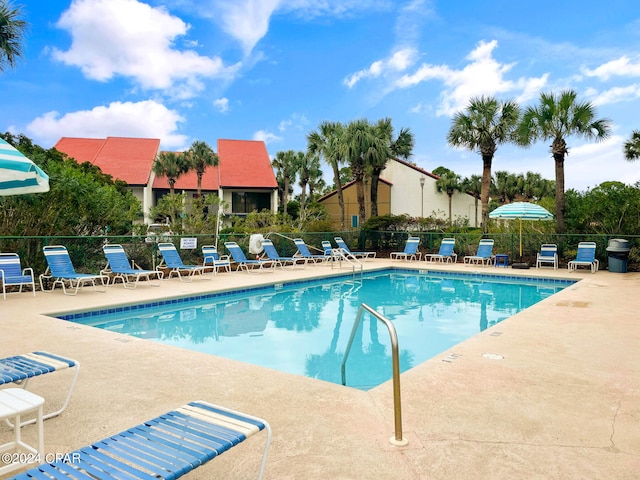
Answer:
[536,243,558,269]
[102,244,163,288]
[40,245,108,295]
[424,238,457,263]
[293,238,329,263]
[10,400,271,480]
[568,241,599,273]
[157,243,211,281]
[463,239,494,266]
[334,237,376,260]
[390,237,422,261]
[202,245,231,275]
[0,253,36,299]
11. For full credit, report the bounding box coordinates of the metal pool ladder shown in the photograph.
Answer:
[341,303,408,446]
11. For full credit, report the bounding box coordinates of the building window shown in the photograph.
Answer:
[351,215,359,228]
[232,191,271,214]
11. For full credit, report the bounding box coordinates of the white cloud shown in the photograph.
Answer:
[215,0,281,55]
[393,40,548,116]
[253,130,283,144]
[52,0,239,97]
[344,47,418,88]
[587,84,640,106]
[25,100,188,150]
[582,56,640,81]
[213,97,230,113]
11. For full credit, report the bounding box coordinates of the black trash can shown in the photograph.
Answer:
[606,239,630,273]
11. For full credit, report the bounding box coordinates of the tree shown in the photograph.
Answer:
[307,121,346,228]
[272,150,302,217]
[0,0,27,73]
[435,170,462,226]
[152,151,188,195]
[369,118,414,217]
[342,119,377,226]
[517,90,611,233]
[298,151,323,212]
[493,170,524,204]
[185,140,218,196]
[461,174,482,228]
[447,96,521,233]
[624,130,640,161]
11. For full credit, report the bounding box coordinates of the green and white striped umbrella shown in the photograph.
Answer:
[0,138,50,196]
[489,202,554,257]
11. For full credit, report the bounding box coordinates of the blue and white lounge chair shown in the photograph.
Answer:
[463,239,494,266]
[102,244,163,288]
[0,253,36,300]
[424,238,458,263]
[293,238,329,263]
[261,239,306,268]
[9,400,271,480]
[40,245,108,295]
[0,351,79,426]
[157,243,211,281]
[568,241,599,273]
[334,237,376,260]
[225,241,274,272]
[390,237,422,261]
[202,245,231,275]
[536,243,558,269]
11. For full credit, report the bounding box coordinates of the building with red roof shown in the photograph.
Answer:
[54,136,278,223]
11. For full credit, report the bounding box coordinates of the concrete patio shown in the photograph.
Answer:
[1,259,639,479]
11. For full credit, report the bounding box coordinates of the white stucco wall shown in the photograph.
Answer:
[381,159,478,227]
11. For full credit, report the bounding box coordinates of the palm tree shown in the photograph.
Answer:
[307,122,346,228]
[271,150,301,217]
[152,151,188,195]
[185,140,218,196]
[517,90,611,233]
[447,96,521,233]
[461,174,482,227]
[298,151,322,211]
[624,130,640,161]
[342,119,380,226]
[369,118,414,217]
[435,171,462,226]
[0,0,27,73]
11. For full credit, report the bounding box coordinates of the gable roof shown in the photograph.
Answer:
[55,137,160,185]
[218,139,277,189]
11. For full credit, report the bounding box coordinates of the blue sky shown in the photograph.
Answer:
[2,0,640,191]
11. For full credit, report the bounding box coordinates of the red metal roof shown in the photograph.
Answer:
[54,137,160,185]
[55,137,276,192]
[217,139,277,188]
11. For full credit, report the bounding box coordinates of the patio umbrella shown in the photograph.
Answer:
[489,202,554,258]
[0,138,50,196]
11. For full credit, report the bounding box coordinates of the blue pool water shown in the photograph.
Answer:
[58,270,573,390]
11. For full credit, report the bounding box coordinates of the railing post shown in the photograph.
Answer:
[341,303,408,446]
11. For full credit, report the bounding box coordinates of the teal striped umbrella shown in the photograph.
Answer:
[0,138,50,196]
[489,202,554,257]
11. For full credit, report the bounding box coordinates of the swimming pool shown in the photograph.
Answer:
[57,270,573,390]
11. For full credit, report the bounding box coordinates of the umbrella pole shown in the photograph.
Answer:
[519,218,523,259]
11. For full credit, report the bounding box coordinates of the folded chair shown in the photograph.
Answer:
[101,244,163,288]
[202,245,231,275]
[568,241,599,273]
[390,237,422,261]
[0,351,79,427]
[293,238,329,264]
[463,239,494,266]
[225,241,274,272]
[424,238,458,263]
[9,400,271,480]
[0,253,36,300]
[157,243,211,281]
[536,243,558,269]
[334,237,376,260]
[261,239,306,269]
[40,245,108,295]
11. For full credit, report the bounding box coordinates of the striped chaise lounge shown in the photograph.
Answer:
[9,400,272,480]
[0,351,79,426]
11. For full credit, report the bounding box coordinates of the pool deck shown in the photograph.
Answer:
[1,259,639,479]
